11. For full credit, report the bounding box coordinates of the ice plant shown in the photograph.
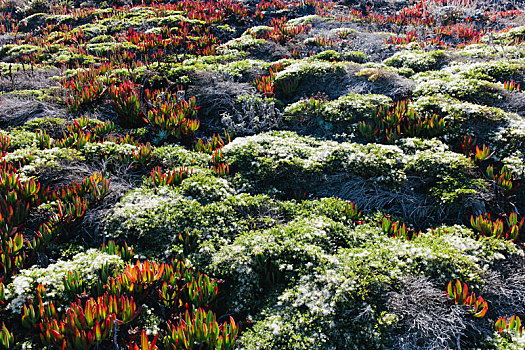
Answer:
[129,331,158,350]
[495,315,523,335]
[446,280,488,318]
[144,89,200,140]
[106,260,165,299]
[194,133,230,154]
[187,273,218,309]
[63,270,85,296]
[0,135,9,153]
[101,240,134,261]
[254,16,311,45]
[253,74,275,98]
[163,308,238,350]
[469,211,525,241]
[474,144,492,162]
[507,212,524,241]
[107,80,144,128]
[212,162,230,176]
[486,165,517,193]
[38,294,141,349]
[36,130,52,149]
[151,167,192,187]
[0,324,14,349]
[343,201,363,222]
[359,100,445,142]
[118,143,154,168]
[0,280,5,306]
[61,65,111,113]
[470,213,504,238]
[381,217,413,239]
[503,80,520,92]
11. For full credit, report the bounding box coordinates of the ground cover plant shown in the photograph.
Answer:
[1,0,525,348]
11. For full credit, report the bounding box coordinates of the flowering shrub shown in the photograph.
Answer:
[384,50,448,72]
[284,93,392,123]
[6,250,123,313]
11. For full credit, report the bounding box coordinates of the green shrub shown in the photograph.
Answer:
[23,117,66,135]
[226,223,517,349]
[153,144,211,168]
[395,137,449,154]
[312,50,368,63]
[273,60,348,95]
[321,93,392,122]
[384,50,448,73]
[445,59,525,85]
[82,141,138,160]
[413,71,503,104]
[411,94,508,124]
[209,216,348,312]
[178,174,235,204]
[103,188,294,257]
[220,34,266,52]
[312,50,342,62]
[3,146,83,179]
[287,15,322,26]
[223,131,482,204]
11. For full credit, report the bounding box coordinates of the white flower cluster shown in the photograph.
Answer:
[396,137,449,154]
[502,152,525,180]
[6,249,123,313]
[224,131,475,186]
[2,147,83,180]
[384,49,446,72]
[82,141,137,159]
